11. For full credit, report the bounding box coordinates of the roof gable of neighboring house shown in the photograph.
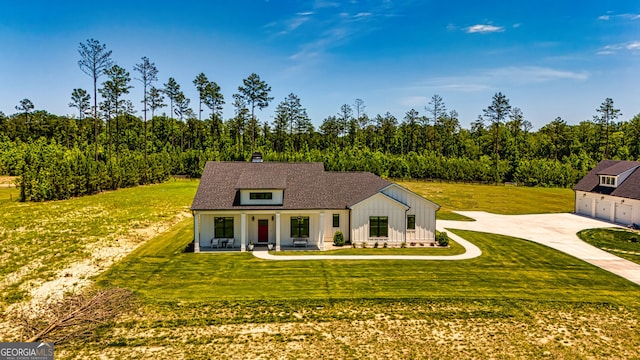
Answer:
[574,160,640,200]
[191,162,392,210]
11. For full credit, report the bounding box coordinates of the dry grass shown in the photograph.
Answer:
[60,300,640,359]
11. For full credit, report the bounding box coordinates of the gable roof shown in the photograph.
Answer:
[191,161,392,210]
[574,160,640,200]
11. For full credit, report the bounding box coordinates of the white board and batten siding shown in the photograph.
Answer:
[350,185,439,243]
[381,184,439,242]
[323,210,350,243]
[350,192,408,243]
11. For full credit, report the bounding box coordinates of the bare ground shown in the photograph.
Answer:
[0,211,191,341]
[59,303,640,359]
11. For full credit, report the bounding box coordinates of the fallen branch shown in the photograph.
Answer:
[17,288,133,344]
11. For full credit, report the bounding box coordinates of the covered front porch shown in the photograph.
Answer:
[192,210,329,252]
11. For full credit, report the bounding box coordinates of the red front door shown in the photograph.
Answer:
[258,220,269,243]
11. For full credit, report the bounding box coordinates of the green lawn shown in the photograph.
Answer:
[578,228,640,265]
[10,180,640,358]
[0,179,198,310]
[396,180,574,220]
[97,219,640,305]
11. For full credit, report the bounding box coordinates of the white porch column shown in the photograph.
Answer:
[591,197,596,218]
[241,213,247,252]
[275,212,281,251]
[193,212,200,253]
[318,212,325,250]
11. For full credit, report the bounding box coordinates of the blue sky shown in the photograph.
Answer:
[1,0,638,129]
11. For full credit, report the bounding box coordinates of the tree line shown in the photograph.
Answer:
[1,39,638,201]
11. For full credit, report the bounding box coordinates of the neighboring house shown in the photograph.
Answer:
[574,159,640,225]
[190,155,440,252]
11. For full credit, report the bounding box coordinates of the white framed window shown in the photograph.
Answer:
[599,175,617,187]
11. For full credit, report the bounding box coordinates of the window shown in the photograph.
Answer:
[407,215,416,230]
[600,176,617,187]
[215,217,234,238]
[333,214,340,227]
[250,192,273,200]
[369,216,388,237]
[291,216,310,237]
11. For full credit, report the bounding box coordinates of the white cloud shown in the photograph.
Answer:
[400,95,429,107]
[598,41,640,55]
[354,12,372,18]
[466,24,504,33]
[410,66,589,94]
[598,13,640,21]
[627,41,640,50]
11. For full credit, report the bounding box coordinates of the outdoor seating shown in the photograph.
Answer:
[225,238,235,249]
[210,238,220,248]
[292,237,308,247]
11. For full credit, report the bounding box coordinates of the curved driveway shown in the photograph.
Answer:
[253,211,640,286]
[440,211,640,286]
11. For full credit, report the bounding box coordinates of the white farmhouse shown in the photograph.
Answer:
[190,154,440,252]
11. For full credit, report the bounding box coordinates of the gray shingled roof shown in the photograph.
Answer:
[574,160,640,200]
[191,161,392,210]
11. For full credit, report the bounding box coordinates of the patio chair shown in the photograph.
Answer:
[210,238,220,248]
[226,238,235,249]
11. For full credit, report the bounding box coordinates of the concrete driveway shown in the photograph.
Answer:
[439,212,640,286]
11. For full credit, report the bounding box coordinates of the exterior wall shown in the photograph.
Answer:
[351,193,408,243]
[196,213,241,249]
[195,210,334,249]
[381,185,438,242]
[324,210,350,244]
[239,189,284,205]
[575,191,640,226]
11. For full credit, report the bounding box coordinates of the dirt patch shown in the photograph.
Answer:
[1,211,191,339]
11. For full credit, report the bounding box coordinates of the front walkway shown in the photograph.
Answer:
[251,231,481,261]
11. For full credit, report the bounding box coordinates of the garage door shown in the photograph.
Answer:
[577,196,593,216]
[595,199,612,221]
[614,203,633,225]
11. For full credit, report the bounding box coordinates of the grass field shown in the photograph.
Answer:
[78,221,640,358]
[396,180,575,220]
[0,179,198,312]
[578,228,640,265]
[4,178,638,358]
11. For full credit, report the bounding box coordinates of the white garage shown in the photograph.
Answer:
[615,203,633,224]
[576,196,593,216]
[595,199,612,221]
[574,160,640,226]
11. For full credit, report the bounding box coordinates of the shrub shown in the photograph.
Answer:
[436,231,450,247]
[383,242,388,248]
[400,242,406,248]
[361,242,367,248]
[333,231,345,246]
[374,241,379,248]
